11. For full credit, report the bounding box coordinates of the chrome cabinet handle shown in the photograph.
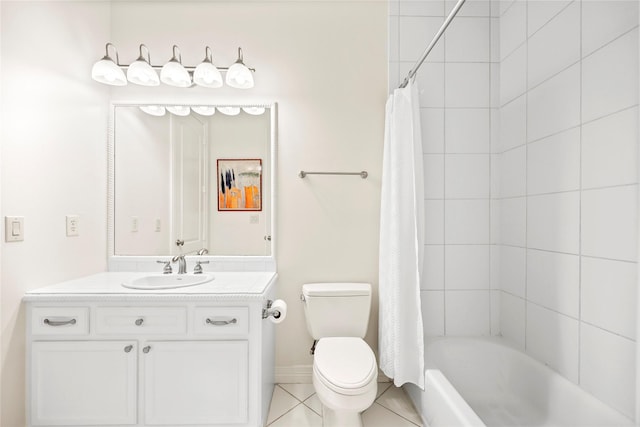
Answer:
[44,318,77,327]
[124,345,133,353]
[206,318,237,326]
[135,318,144,326]
[143,346,151,354]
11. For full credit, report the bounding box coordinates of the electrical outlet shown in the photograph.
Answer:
[66,215,79,237]
[155,219,161,232]
[249,215,259,224]
[132,217,139,232]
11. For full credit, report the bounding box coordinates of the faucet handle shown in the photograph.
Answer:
[193,260,210,274]
[156,260,172,274]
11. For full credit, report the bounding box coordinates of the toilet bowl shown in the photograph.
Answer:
[312,337,377,426]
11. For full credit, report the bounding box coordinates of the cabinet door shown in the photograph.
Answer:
[143,340,248,425]
[30,341,137,426]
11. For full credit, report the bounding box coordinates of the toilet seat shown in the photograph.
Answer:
[313,337,377,396]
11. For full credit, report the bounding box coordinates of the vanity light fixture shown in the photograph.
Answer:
[139,105,166,116]
[166,105,191,116]
[242,106,266,115]
[91,43,127,86]
[127,44,159,86]
[217,106,241,116]
[192,106,217,116]
[92,43,255,89]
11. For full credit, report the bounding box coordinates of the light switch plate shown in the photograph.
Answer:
[66,215,80,237]
[5,216,24,242]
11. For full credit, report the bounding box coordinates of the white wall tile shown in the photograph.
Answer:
[582,28,639,123]
[526,303,579,383]
[527,0,571,37]
[499,197,526,247]
[500,291,525,349]
[498,95,527,151]
[445,109,491,153]
[500,0,526,60]
[445,154,491,198]
[491,64,500,108]
[445,245,491,289]
[490,17,500,62]
[422,290,445,336]
[446,0,491,16]
[490,198,501,242]
[527,127,581,195]
[500,44,527,105]
[491,109,500,153]
[388,61,401,94]
[415,62,445,107]
[491,290,500,335]
[581,256,637,339]
[526,249,579,318]
[424,154,445,198]
[399,0,444,16]
[445,199,491,244]
[582,107,639,189]
[527,191,580,254]
[421,108,445,153]
[390,0,400,15]
[445,63,491,108]
[499,146,526,198]
[399,16,445,61]
[581,186,638,262]
[580,324,636,419]
[445,17,491,62]
[423,245,445,290]
[582,0,639,57]
[446,290,491,335]
[499,245,526,297]
[490,244,500,288]
[527,1,580,89]
[389,15,400,62]
[527,63,581,142]
[425,199,445,244]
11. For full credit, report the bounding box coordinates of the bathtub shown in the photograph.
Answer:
[406,337,635,427]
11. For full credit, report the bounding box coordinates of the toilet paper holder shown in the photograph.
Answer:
[262,300,281,320]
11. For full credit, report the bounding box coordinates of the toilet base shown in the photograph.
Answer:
[322,405,363,427]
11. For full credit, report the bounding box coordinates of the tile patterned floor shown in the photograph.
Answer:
[266,382,423,426]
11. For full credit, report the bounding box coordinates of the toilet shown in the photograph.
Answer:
[301,283,377,427]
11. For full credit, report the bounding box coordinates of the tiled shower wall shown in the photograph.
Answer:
[495,0,638,418]
[389,0,639,419]
[388,0,499,337]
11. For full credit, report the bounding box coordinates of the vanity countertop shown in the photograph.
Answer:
[23,271,277,302]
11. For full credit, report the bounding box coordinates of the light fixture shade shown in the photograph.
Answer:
[225,62,254,89]
[217,106,241,116]
[192,106,216,116]
[167,105,191,116]
[242,106,265,116]
[140,105,166,116]
[194,62,223,88]
[160,61,191,87]
[127,60,159,86]
[92,58,127,86]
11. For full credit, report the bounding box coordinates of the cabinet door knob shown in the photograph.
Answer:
[124,345,133,353]
[135,318,144,326]
[143,346,151,354]
[206,318,237,326]
[44,318,77,327]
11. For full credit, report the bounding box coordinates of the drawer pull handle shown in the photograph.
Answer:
[206,318,237,326]
[135,318,144,326]
[124,345,133,353]
[44,318,77,327]
[143,346,151,354]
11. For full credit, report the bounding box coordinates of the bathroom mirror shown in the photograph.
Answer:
[108,103,275,257]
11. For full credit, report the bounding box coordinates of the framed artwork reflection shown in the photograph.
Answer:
[217,159,262,211]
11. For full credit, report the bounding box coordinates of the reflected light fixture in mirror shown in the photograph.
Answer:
[242,106,266,115]
[127,44,159,86]
[226,47,254,89]
[218,106,241,116]
[140,105,166,116]
[91,43,127,86]
[192,106,216,116]
[193,47,223,88]
[167,105,191,116]
[160,45,192,87]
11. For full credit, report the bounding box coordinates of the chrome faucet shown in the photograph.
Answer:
[171,254,187,274]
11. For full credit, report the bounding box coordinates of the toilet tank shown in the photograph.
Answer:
[301,283,371,339]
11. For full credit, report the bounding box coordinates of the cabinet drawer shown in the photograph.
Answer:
[95,307,187,335]
[31,307,89,336]
[194,307,249,336]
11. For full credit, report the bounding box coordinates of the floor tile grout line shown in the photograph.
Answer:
[266,401,305,426]
[374,401,423,426]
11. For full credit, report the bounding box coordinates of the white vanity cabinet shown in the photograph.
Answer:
[24,272,277,427]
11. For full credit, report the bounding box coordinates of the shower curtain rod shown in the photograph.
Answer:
[398,0,467,89]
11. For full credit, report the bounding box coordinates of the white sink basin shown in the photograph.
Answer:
[122,274,215,290]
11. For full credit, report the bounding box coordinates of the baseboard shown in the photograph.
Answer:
[275,365,392,384]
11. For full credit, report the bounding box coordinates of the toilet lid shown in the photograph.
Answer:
[314,337,377,395]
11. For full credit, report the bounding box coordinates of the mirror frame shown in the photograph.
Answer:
[107,102,278,271]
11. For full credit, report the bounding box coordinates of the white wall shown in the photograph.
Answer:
[496,0,638,418]
[0,2,111,426]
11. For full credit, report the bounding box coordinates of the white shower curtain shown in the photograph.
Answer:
[379,80,425,389]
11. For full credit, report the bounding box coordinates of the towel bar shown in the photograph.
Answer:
[298,171,368,179]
